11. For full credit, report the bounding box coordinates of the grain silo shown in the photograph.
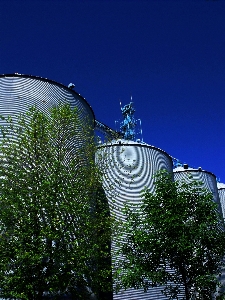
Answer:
[173,165,222,215]
[97,139,173,300]
[218,182,225,219]
[0,74,95,147]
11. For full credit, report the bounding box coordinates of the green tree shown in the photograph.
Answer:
[0,105,112,300]
[115,170,225,299]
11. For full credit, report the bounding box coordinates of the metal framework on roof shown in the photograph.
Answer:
[119,99,136,141]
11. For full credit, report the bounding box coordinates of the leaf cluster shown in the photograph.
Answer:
[115,170,225,299]
[0,105,112,300]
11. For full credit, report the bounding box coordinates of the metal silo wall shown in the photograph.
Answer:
[0,75,95,150]
[173,169,222,215]
[216,183,225,298]
[218,183,225,219]
[0,75,101,298]
[173,169,224,300]
[99,141,173,220]
[98,140,174,300]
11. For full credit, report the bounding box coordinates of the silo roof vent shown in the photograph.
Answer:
[68,83,75,89]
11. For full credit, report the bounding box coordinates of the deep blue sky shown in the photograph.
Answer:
[0,0,224,182]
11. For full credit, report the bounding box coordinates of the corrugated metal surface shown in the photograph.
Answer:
[98,140,173,219]
[97,140,174,300]
[216,183,225,300]
[114,286,170,300]
[173,167,222,215]
[0,74,95,150]
[0,74,94,121]
[218,183,225,219]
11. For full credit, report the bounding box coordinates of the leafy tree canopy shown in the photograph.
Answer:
[115,170,225,299]
[0,105,112,300]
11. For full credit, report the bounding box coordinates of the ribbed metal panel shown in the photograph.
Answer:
[114,286,170,300]
[0,74,94,120]
[0,74,95,150]
[218,183,225,219]
[215,183,225,299]
[173,168,225,300]
[98,140,173,220]
[173,167,222,215]
[97,140,174,300]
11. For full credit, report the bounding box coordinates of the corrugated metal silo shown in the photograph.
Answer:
[97,139,173,300]
[218,182,225,219]
[98,139,173,221]
[0,74,95,147]
[173,166,222,215]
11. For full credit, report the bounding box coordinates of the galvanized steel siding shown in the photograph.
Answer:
[98,140,174,300]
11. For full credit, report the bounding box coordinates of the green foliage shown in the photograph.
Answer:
[0,105,112,300]
[115,170,225,299]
